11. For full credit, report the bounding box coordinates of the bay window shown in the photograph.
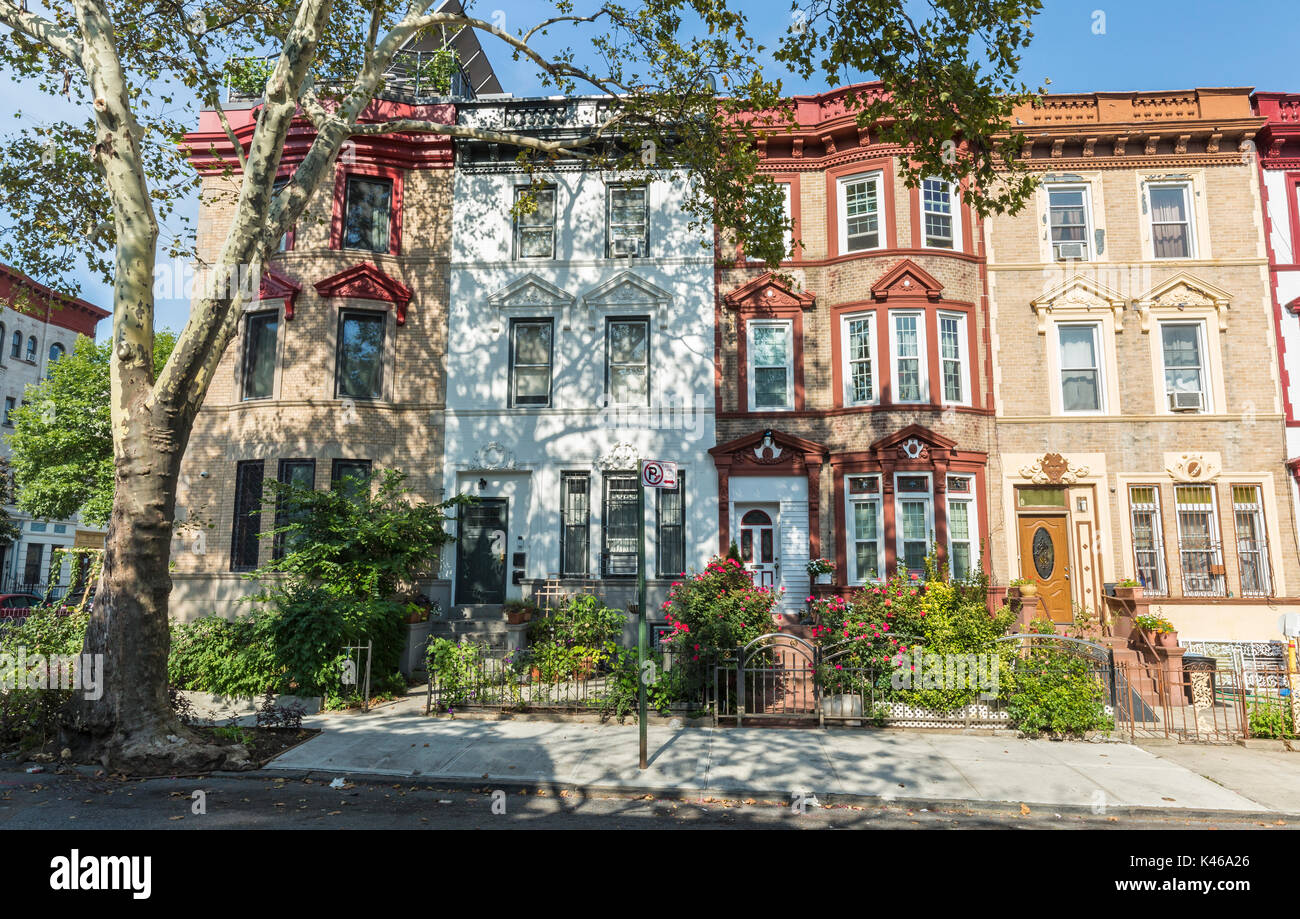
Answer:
[335,310,386,401]
[895,474,932,577]
[847,475,883,583]
[241,310,279,401]
[922,178,959,249]
[946,476,976,580]
[840,312,877,406]
[939,311,968,405]
[342,175,393,253]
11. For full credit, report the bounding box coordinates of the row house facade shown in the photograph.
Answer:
[1256,93,1300,558]
[171,23,501,621]
[714,86,994,611]
[443,98,718,612]
[0,263,109,590]
[985,87,1299,641]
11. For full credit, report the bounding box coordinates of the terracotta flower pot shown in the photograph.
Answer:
[1157,630,1179,649]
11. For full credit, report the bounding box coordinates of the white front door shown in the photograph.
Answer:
[738,506,779,589]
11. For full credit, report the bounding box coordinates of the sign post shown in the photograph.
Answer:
[637,460,676,769]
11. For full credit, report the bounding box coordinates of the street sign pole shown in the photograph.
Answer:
[636,474,648,769]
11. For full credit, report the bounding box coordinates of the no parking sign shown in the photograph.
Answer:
[640,459,677,489]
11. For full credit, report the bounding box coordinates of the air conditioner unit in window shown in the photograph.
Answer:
[1169,391,1203,412]
[611,237,645,258]
[1054,242,1087,261]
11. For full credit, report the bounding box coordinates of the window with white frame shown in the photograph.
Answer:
[1147,182,1195,259]
[607,318,650,406]
[1057,323,1104,413]
[840,312,877,406]
[946,476,976,580]
[847,475,883,583]
[747,320,794,410]
[514,185,556,259]
[1047,185,1091,261]
[509,319,554,407]
[1232,484,1273,598]
[1174,484,1225,597]
[895,475,932,577]
[939,311,968,405]
[837,172,883,253]
[922,178,959,249]
[606,184,649,258]
[1159,321,1209,413]
[890,311,927,403]
[1128,485,1168,596]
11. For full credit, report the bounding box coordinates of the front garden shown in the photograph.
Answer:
[423,554,1116,737]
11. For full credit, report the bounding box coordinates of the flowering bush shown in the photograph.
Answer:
[811,563,1015,710]
[662,555,780,694]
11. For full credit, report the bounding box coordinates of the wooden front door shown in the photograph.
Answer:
[1017,514,1072,623]
[456,499,508,605]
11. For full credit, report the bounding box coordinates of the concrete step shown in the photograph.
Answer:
[428,618,512,650]
[445,604,507,621]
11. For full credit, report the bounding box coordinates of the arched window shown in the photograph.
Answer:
[25,336,36,361]
[48,342,65,364]
[740,509,772,526]
[9,331,20,359]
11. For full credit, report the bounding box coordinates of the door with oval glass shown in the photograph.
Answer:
[738,506,779,590]
[1016,514,1072,623]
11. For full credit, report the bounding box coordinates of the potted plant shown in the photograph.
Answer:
[1114,577,1144,600]
[807,557,835,586]
[1134,613,1177,648]
[503,599,538,626]
[1009,577,1038,598]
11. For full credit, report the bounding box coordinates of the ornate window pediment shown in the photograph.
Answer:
[485,273,575,332]
[723,271,816,312]
[1019,452,1091,485]
[314,262,413,324]
[581,271,671,330]
[1030,274,1127,333]
[870,259,943,301]
[256,267,301,319]
[868,424,957,464]
[1134,272,1231,332]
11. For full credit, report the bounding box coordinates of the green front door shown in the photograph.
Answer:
[456,499,508,605]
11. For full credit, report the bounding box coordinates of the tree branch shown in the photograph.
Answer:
[0,1,84,66]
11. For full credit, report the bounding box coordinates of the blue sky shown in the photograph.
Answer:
[4,0,1297,338]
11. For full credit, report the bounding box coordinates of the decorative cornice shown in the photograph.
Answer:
[723,271,816,311]
[870,259,943,301]
[1019,453,1091,485]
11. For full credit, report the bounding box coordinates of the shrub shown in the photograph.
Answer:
[661,556,779,696]
[0,605,91,749]
[1248,699,1294,739]
[599,646,682,722]
[425,638,488,708]
[1002,649,1112,736]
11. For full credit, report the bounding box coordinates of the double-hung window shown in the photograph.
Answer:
[1160,321,1208,413]
[748,320,794,410]
[895,475,932,578]
[1232,485,1273,597]
[330,459,372,500]
[607,185,649,258]
[342,175,393,253]
[1048,185,1091,261]
[922,178,958,249]
[890,312,927,403]
[230,460,265,572]
[1174,484,1225,597]
[607,318,649,405]
[847,475,882,583]
[1057,323,1104,413]
[514,185,556,259]
[939,311,968,405]
[841,312,877,406]
[1128,485,1168,596]
[745,182,793,262]
[560,472,590,578]
[946,476,976,580]
[838,172,883,252]
[242,310,279,401]
[1148,182,1195,259]
[655,472,686,578]
[510,319,553,407]
[335,310,386,401]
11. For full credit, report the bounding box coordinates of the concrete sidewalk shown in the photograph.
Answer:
[264,701,1281,813]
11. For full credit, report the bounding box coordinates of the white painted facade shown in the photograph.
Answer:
[442,98,718,612]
